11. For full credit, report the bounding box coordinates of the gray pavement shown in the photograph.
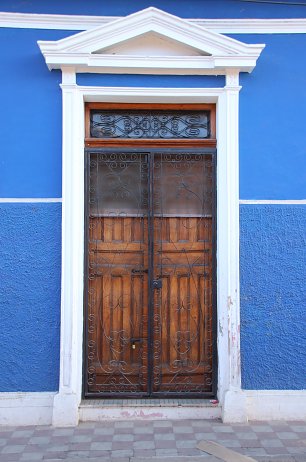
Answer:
[0,419,305,462]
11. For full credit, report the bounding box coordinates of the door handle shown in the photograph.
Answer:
[130,338,143,350]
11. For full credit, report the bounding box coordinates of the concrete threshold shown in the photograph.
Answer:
[79,398,221,421]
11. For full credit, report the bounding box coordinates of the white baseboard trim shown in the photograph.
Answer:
[0,390,305,426]
[245,390,306,421]
[0,392,56,426]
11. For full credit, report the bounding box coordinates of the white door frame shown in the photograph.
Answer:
[51,69,244,425]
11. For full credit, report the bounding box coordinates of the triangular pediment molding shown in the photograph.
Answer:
[38,7,265,75]
[94,32,210,57]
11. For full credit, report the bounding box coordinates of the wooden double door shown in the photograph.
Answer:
[84,149,216,398]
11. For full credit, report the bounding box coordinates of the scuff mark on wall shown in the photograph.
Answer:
[120,410,164,419]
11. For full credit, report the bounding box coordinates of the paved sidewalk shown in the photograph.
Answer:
[0,419,305,462]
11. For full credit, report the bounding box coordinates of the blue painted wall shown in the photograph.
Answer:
[0,204,61,392]
[76,74,224,88]
[1,29,305,199]
[1,0,306,19]
[234,34,306,200]
[0,28,74,198]
[240,205,306,390]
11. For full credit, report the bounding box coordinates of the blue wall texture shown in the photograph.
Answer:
[76,74,225,88]
[235,34,306,200]
[0,204,61,392]
[0,28,73,198]
[240,205,306,390]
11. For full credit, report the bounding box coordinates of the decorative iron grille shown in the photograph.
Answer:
[84,149,217,398]
[90,111,211,139]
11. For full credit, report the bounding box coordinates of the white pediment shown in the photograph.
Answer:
[38,7,265,74]
[94,32,209,57]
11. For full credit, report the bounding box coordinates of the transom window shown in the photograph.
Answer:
[90,110,211,139]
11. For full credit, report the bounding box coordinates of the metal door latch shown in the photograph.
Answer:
[152,279,162,289]
[131,338,142,350]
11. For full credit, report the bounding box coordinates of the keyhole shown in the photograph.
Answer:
[132,343,136,350]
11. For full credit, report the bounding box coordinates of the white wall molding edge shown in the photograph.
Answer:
[0,392,56,426]
[1,12,306,34]
[0,198,62,203]
[240,199,306,204]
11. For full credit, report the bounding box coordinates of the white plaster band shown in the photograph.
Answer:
[240,200,306,204]
[0,198,62,203]
[0,199,304,204]
[1,12,306,34]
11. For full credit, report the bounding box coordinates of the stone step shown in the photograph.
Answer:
[45,458,220,462]
[79,399,221,421]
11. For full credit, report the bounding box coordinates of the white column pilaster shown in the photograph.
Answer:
[52,68,84,426]
[221,70,246,422]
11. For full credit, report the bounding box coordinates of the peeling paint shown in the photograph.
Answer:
[228,315,231,354]
[227,296,233,309]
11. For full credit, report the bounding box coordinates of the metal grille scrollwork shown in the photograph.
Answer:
[151,153,215,395]
[86,152,149,396]
[84,149,216,398]
[90,111,211,139]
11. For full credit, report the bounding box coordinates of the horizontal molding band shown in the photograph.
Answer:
[0,198,62,203]
[240,199,306,204]
[0,12,306,33]
[0,198,304,204]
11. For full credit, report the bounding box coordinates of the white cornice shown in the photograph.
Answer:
[1,11,306,33]
[0,12,118,30]
[38,7,264,75]
[38,8,264,56]
[42,54,262,74]
[194,18,306,34]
